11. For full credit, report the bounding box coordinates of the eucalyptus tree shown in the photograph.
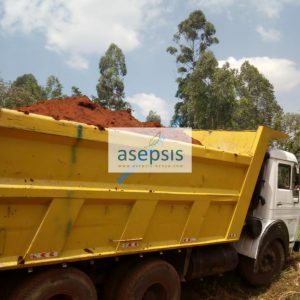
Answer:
[167,10,236,129]
[96,43,130,110]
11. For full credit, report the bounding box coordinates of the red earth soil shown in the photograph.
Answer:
[18,96,160,129]
[18,96,201,144]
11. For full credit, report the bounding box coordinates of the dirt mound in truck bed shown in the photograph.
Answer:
[18,96,160,129]
[18,96,201,145]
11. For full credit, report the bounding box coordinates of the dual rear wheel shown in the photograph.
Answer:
[104,258,180,300]
[9,259,180,300]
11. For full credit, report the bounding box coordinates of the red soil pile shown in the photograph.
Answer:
[18,96,201,145]
[18,96,160,130]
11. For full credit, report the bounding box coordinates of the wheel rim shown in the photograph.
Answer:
[259,244,278,273]
[143,283,167,300]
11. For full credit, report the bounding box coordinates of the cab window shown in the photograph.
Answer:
[278,164,291,189]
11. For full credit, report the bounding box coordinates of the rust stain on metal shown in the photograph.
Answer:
[17,256,25,265]
[83,248,94,254]
[4,206,16,218]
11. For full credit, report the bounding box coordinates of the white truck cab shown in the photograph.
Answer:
[236,149,300,259]
[265,150,300,244]
[235,149,299,286]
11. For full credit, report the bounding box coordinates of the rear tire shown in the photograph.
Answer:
[103,259,136,300]
[115,258,180,300]
[9,267,97,300]
[239,240,285,286]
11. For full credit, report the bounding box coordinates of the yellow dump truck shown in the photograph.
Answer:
[0,108,299,299]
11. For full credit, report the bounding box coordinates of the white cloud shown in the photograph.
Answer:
[252,0,299,18]
[127,93,172,125]
[0,0,162,69]
[252,0,284,18]
[189,0,235,12]
[219,56,300,92]
[256,26,281,42]
[66,55,89,70]
[190,0,299,18]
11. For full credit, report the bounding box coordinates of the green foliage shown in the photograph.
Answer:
[146,110,161,123]
[169,10,282,131]
[168,10,232,129]
[0,76,40,108]
[233,62,283,130]
[179,52,236,129]
[12,73,44,100]
[71,86,82,96]
[167,10,218,76]
[96,43,130,110]
[0,74,66,108]
[43,75,64,99]
[278,113,300,158]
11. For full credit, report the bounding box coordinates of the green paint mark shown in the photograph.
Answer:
[71,125,83,163]
[66,190,74,199]
[77,124,83,139]
[65,220,73,237]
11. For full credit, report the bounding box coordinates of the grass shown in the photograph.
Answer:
[181,253,300,300]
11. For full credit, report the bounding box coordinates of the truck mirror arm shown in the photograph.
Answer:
[259,195,266,206]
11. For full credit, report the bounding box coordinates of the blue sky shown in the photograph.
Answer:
[0,0,299,125]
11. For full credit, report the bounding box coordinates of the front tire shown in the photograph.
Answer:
[239,240,285,286]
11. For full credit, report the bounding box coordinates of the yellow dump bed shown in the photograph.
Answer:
[0,108,286,270]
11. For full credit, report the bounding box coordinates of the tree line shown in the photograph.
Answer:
[0,10,299,157]
[0,74,82,108]
[165,10,299,156]
[0,43,127,109]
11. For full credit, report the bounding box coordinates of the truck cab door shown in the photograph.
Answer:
[274,162,300,242]
[292,165,299,204]
[292,165,300,242]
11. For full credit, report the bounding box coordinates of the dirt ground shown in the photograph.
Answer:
[181,253,300,300]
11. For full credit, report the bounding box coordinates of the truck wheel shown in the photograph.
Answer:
[115,259,180,300]
[239,240,285,286]
[9,267,97,300]
[103,259,136,300]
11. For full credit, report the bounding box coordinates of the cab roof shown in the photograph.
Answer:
[269,148,298,164]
